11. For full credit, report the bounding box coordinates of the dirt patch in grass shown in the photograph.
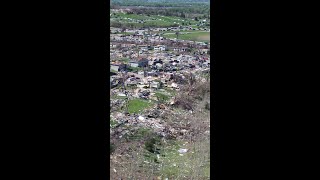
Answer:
[197,34,210,42]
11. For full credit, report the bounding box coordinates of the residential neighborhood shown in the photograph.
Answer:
[110,1,211,179]
[110,31,210,98]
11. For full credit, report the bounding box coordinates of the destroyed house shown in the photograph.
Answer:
[154,45,166,51]
[138,59,149,67]
[153,59,163,65]
[129,61,139,68]
[110,71,117,76]
[110,63,127,72]
[138,45,148,51]
[129,59,149,68]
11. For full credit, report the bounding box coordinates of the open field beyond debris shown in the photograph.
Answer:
[163,31,210,43]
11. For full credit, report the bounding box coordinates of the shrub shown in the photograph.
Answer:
[205,101,210,110]
[144,134,161,154]
[110,143,116,154]
[174,94,194,111]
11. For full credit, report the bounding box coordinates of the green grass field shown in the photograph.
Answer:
[116,32,135,35]
[110,119,118,128]
[154,92,170,102]
[127,99,154,114]
[140,138,210,179]
[111,13,198,28]
[118,57,130,63]
[154,30,203,34]
[160,141,210,179]
[163,31,210,42]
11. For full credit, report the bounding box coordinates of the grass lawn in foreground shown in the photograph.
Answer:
[157,139,210,179]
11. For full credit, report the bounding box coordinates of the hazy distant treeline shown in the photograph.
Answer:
[111,0,210,8]
[111,0,210,17]
[131,7,209,17]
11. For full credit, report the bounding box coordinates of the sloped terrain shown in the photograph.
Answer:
[110,75,210,179]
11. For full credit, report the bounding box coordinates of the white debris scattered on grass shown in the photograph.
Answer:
[178,148,188,154]
[138,116,145,121]
[118,93,126,97]
[171,83,178,88]
[182,141,188,146]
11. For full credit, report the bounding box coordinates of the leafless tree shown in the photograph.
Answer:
[121,27,126,33]
[120,71,128,92]
[185,72,196,95]
[175,31,180,39]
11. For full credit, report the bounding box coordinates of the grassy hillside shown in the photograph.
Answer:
[110,77,211,179]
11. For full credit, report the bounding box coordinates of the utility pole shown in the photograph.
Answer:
[124,90,129,114]
[144,66,147,77]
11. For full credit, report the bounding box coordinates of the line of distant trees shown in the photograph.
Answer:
[111,0,210,8]
[128,7,210,18]
[110,0,210,28]
[110,21,180,28]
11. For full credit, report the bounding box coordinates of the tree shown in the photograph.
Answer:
[148,27,151,35]
[121,27,126,33]
[175,31,180,39]
[181,12,186,18]
[143,31,148,42]
[186,72,196,95]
